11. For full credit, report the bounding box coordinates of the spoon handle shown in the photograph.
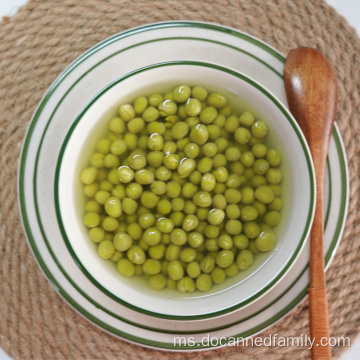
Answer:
[284,47,337,360]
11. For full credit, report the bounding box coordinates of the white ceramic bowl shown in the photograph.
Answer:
[56,61,315,318]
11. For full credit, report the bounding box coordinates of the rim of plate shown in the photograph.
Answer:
[54,60,316,319]
[17,21,349,349]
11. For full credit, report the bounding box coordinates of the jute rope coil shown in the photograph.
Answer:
[0,0,359,359]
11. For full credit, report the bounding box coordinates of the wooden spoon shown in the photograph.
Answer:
[284,47,337,359]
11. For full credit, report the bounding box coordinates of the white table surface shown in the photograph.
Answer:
[0,0,359,359]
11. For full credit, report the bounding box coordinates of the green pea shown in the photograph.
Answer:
[217,234,233,250]
[84,182,99,198]
[127,117,145,133]
[265,211,281,226]
[102,216,119,232]
[196,273,212,292]
[243,221,261,239]
[127,223,143,241]
[84,212,101,228]
[96,138,111,154]
[113,232,132,251]
[109,117,126,133]
[213,167,228,183]
[117,258,135,277]
[187,232,204,248]
[173,85,191,103]
[158,100,177,117]
[98,240,115,259]
[211,266,226,284]
[266,168,282,184]
[88,227,105,243]
[117,166,134,183]
[184,200,197,214]
[189,124,209,145]
[148,133,164,151]
[142,227,161,246]
[225,189,242,204]
[148,93,163,107]
[148,274,167,290]
[241,205,258,221]
[199,106,217,124]
[170,228,187,246]
[180,247,197,263]
[148,243,166,260]
[234,127,252,145]
[212,153,227,168]
[199,173,216,192]
[239,111,255,127]
[118,104,135,121]
[253,159,270,175]
[201,142,217,158]
[197,157,213,174]
[177,277,196,293]
[207,208,225,225]
[178,158,196,178]
[154,166,171,181]
[156,199,172,215]
[186,116,200,129]
[240,151,255,167]
[233,234,249,250]
[156,218,174,234]
[191,86,208,101]
[252,120,268,139]
[266,149,281,166]
[255,185,275,204]
[163,153,180,170]
[200,255,215,273]
[167,260,184,280]
[125,183,143,200]
[165,243,181,261]
[184,142,200,159]
[182,214,199,231]
[135,169,154,185]
[214,139,228,154]
[140,191,159,209]
[142,106,160,122]
[204,225,219,239]
[171,121,189,140]
[184,98,202,117]
[90,153,105,168]
[104,154,120,168]
[268,198,283,212]
[225,220,242,235]
[207,93,227,108]
[121,197,137,215]
[224,115,239,133]
[236,249,254,270]
[171,198,184,212]
[127,245,146,264]
[252,143,268,158]
[133,96,148,114]
[207,124,221,140]
[255,230,276,251]
[225,147,241,162]
[146,150,163,167]
[143,259,162,275]
[80,167,98,185]
[104,196,122,218]
[187,261,201,278]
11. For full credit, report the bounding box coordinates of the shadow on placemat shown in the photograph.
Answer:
[0,0,359,359]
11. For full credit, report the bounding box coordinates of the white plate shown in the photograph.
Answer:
[18,21,349,350]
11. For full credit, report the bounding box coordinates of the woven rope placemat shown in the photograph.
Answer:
[0,0,359,359]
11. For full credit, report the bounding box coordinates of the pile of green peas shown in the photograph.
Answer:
[80,84,283,293]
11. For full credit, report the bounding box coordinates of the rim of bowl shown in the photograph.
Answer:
[55,60,316,320]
